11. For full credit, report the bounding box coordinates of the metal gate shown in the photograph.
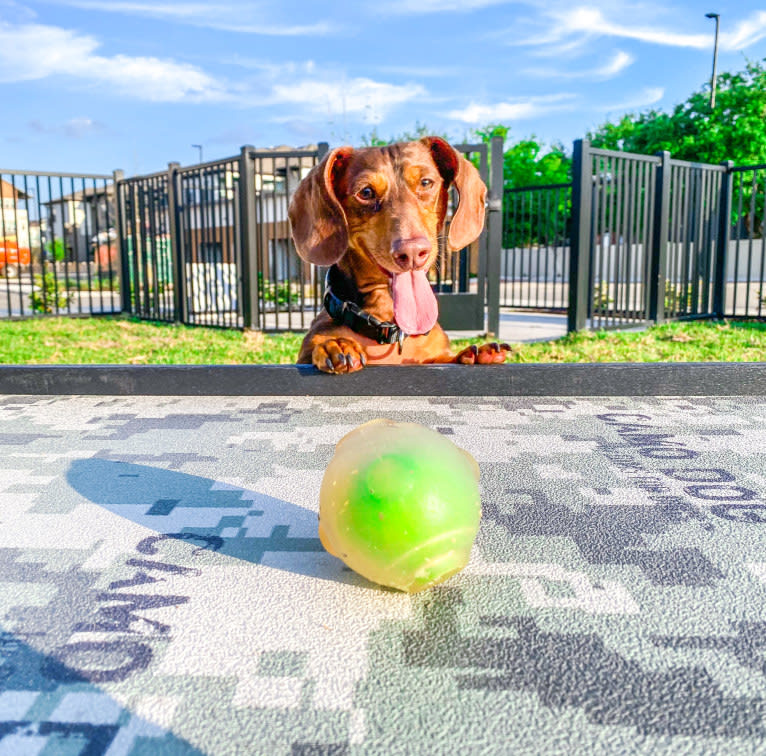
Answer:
[118,139,504,334]
[569,141,675,331]
[433,137,502,335]
[118,146,323,330]
[1,169,119,320]
[566,140,763,331]
[501,182,571,311]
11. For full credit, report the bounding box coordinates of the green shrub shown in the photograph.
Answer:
[29,273,72,313]
[258,273,302,306]
[665,281,695,312]
[43,239,68,262]
[592,281,613,311]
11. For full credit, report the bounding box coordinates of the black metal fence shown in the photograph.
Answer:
[727,164,766,317]
[118,139,504,335]
[501,182,571,310]
[0,169,120,319]
[434,141,495,333]
[568,140,766,331]
[117,169,173,322]
[118,146,323,330]
[583,146,659,329]
[0,139,512,336]
[662,157,725,321]
[5,137,763,336]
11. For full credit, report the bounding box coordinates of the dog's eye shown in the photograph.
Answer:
[357,186,376,201]
[420,178,434,189]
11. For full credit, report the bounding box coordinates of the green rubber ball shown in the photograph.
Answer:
[319,419,481,592]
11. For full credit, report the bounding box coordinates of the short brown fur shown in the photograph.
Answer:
[288,137,510,373]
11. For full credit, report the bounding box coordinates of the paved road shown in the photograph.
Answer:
[1,393,765,754]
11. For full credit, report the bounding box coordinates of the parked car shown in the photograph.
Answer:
[0,238,31,278]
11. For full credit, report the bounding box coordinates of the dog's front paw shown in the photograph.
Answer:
[456,342,511,365]
[313,338,368,374]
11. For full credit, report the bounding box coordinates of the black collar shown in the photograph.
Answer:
[323,265,408,352]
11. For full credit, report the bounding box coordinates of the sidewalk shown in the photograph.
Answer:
[447,308,568,343]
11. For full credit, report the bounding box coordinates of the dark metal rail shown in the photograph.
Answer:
[1,170,120,320]
[502,183,570,311]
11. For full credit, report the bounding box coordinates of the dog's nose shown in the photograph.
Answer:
[392,237,430,270]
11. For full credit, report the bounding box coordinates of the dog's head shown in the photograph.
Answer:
[288,137,487,273]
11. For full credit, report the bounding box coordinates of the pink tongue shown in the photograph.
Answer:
[391,270,439,334]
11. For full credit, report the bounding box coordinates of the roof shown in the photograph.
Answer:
[0,178,31,202]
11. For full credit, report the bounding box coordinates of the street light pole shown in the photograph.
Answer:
[705,12,720,109]
[192,144,203,164]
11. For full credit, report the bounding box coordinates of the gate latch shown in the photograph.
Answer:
[486,196,502,213]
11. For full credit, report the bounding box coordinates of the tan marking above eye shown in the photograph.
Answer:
[404,164,439,190]
[352,173,388,201]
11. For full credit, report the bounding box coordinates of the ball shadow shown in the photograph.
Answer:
[66,458,364,586]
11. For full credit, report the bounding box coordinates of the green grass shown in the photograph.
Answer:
[0,316,764,364]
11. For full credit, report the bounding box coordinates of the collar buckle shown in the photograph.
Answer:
[324,265,410,350]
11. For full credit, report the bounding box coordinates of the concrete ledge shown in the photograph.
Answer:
[0,363,764,396]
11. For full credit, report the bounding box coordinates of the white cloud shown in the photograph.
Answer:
[599,86,665,113]
[565,7,709,48]
[600,50,634,76]
[516,7,709,50]
[36,0,334,35]
[376,64,469,78]
[724,11,766,50]
[512,6,766,54]
[446,94,576,124]
[383,0,511,13]
[0,19,424,121]
[0,0,36,22]
[221,58,426,120]
[222,57,318,76]
[526,50,634,79]
[29,117,107,138]
[269,78,426,122]
[0,21,232,101]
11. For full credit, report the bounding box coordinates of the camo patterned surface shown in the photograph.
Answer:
[1,393,766,756]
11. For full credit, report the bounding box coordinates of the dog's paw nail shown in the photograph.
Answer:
[490,342,499,351]
[501,343,511,351]
[360,353,367,367]
[325,357,335,372]
[470,345,478,356]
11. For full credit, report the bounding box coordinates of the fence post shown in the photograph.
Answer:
[648,151,671,323]
[713,160,733,318]
[238,145,259,330]
[486,135,504,336]
[112,169,129,314]
[166,162,185,324]
[567,139,593,332]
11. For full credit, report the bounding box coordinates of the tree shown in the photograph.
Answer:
[472,125,572,247]
[588,58,766,166]
[360,121,448,147]
[589,58,766,236]
[358,123,572,246]
[472,124,571,189]
[360,122,571,188]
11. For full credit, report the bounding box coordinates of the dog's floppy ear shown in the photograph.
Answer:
[422,137,487,252]
[289,147,353,266]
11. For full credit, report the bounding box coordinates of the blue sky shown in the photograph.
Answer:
[2,0,766,176]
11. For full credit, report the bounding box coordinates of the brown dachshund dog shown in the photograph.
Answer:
[288,137,510,373]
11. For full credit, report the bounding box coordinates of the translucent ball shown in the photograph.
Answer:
[319,419,481,592]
